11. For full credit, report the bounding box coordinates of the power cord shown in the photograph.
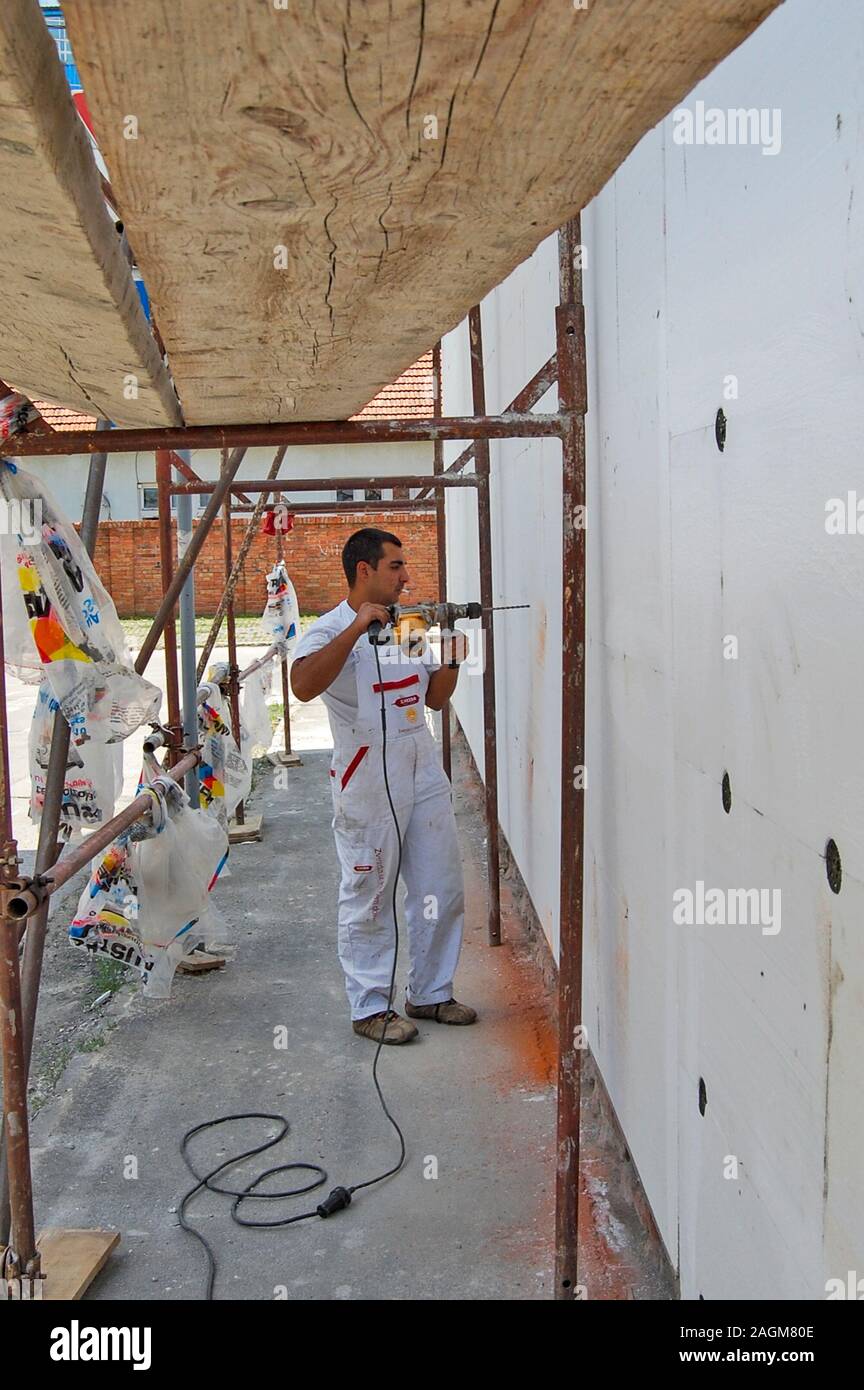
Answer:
[178,637,405,1298]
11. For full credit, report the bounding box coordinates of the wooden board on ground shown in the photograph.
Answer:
[229,814,263,843]
[271,751,303,767]
[63,0,780,425]
[0,2,181,426]
[177,950,227,974]
[37,1227,119,1301]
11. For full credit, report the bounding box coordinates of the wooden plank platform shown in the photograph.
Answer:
[0,2,182,427]
[37,1227,119,1301]
[63,0,780,426]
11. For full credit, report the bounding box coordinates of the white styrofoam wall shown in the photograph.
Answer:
[443,0,864,1299]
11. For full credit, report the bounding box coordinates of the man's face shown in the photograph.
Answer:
[363,541,410,604]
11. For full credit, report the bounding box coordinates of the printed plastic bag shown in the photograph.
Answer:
[29,681,123,836]
[0,461,161,743]
[240,661,274,757]
[262,561,299,655]
[69,778,229,999]
[68,837,147,980]
[197,680,251,826]
[0,391,39,441]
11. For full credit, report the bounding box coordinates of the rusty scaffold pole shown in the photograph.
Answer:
[432,341,452,781]
[468,306,502,948]
[273,521,297,763]
[11,415,561,458]
[155,450,183,766]
[221,453,245,827]
[0,538,38,1285]
[554,214,588,1301]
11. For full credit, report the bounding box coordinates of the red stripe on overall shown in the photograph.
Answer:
[371,673,420,694]
[341,745,370,789]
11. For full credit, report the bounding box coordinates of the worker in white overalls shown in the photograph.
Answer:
[291,527,477,1044]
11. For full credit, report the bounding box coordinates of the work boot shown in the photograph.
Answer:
[405,997,478,1025]
[352,1010,418,1044]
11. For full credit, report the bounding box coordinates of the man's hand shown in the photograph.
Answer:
[351,602,393,635]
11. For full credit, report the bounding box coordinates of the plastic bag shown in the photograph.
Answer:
[131,797,229,998]
[68,838,148,979]
[197,681,251,826]
[0,391,39,441]
[29,681,123,835]
[0,461,161,743]
[69,779,229,998]
[240,661,274,757]
[262,561,299,655]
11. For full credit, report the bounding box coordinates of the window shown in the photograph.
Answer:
[336,488,354,502]
[139,486,163,517]
[365,488,383,502]
[140,486,209,518]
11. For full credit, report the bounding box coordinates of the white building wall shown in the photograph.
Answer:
[443,0,864,1298]
[17,442,433,520]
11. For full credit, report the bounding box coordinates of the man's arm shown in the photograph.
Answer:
[425,631,469,711]
[290,602,391,702]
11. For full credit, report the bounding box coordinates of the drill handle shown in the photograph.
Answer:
[367,604,396,645]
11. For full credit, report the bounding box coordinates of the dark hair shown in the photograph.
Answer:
[342,527,402,586]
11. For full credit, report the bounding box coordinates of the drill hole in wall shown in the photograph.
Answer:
[722,771,732,814]
[825,838,842,894]
[715,408,727,452]
[698,1077,707,1116]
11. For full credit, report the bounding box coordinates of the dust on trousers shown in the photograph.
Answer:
[329,656,464,1021]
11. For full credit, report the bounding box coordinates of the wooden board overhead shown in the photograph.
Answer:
[0,1,181,428]
[64,0,781,426]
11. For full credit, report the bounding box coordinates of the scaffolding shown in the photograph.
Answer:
[0,216,586,1300]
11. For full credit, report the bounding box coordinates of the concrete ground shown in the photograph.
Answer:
[21,672,556,1300]
[8,645,673,1301]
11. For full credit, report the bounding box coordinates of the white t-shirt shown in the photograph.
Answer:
[292,599,440,738]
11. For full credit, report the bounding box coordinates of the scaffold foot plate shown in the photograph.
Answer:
[271,751,302,766]
[177,951,227,974]
[229,815,263,843]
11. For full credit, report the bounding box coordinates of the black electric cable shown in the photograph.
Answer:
[350,639,407,1191]
[178,627,406,1298]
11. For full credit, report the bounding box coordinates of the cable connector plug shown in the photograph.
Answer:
[316,1186,352,1218]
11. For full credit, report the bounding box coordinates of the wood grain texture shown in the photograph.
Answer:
[0,0,181,427]
[37,1227,120,1300]
[64,0,781,425]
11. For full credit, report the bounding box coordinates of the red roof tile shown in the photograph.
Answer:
[351,351,436,420]
[30,400,98,431]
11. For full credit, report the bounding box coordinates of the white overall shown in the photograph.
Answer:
[328,638,465,1020]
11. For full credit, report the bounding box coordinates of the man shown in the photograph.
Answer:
[290,527,477,1044]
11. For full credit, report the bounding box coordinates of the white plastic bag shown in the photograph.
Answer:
[131,798,229,998]
[29,681,123,835]
[262,561,299,655]
[240,661,274,757]
[0,460,161,743]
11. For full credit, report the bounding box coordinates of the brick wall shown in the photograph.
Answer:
[86,510,439,616]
